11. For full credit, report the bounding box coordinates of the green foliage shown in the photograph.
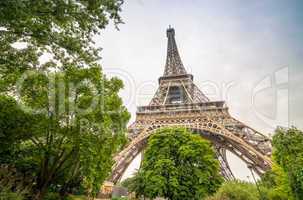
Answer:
[0,1,127,199]
[111,197,128,200]
[260,164,293,200]
[257,127,303,200]
[205,181,264,200]
[272,127,303,199]
[121,176,138,191]
[0,66,129,199]
[0,0,123,92]
[0,95,35,163]
[126,127,223,200]
[66,195,87,200]
[0,190,23,200]
[42,192,61,200]
[0,165,29,200]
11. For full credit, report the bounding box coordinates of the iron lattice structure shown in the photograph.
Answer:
[109,27,272,183]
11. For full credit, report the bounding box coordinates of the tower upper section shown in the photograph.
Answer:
[163,27,187,77]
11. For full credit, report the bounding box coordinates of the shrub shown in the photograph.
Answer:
[66,195,87,200]
[43,192,61,200]
[205,181,261,200]
[0,189,23,200]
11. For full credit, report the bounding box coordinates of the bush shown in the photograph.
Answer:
[205,181,263,200]
[0,189,23,200]
[43,192,61,200]
[111,197,128,200]
[260,165,293,200]
[66,195,87,200]
[0,165,30,200]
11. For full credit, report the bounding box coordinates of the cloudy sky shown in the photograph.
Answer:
[95,0,303,181]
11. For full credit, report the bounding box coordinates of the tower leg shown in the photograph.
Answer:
[215,146,235,180]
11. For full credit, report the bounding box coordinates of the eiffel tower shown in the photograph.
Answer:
[109,27,272,183]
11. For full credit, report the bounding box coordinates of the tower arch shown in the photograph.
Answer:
[110,117,272,183]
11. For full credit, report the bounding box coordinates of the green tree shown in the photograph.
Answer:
[258,127,303,200]
[0,1,129,199]
[271,127,303,200]
[0,95,35,163]
[0,0,123,92]
[128,127,223,200]
[260,164,294,200]
[0,66,130,199]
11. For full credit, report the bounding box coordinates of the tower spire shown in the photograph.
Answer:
[163,27,187,76]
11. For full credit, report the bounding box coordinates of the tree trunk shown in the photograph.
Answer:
[35,183,49,200]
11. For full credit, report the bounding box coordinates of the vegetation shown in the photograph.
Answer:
[272,127,303,199]
[258,127,303,200]
[111,197,128,200]
[206,127,303,200]
[205,181,265,200]
[0,0,128,199]
[66,195,87,200]
[123,127,223,200]
[0,0,123,93]
[0,1,302,199]
[260,164,293,200]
